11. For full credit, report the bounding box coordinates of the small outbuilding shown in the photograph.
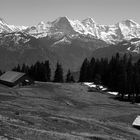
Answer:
[0,71,34,87]
[132,116,140,129]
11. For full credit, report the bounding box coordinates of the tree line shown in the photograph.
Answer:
[79,53,140,102]
[12,61,75,83]
[5,52,140,102]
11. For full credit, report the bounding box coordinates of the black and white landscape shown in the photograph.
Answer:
[0,0,140,139]
[1,17,140,71]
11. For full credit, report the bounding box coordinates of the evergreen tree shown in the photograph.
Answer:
[70,75,75,83]
[53,62,64,82]
[66,69,75,83]
[12,64,21,72]
[79,53,140,102]
[126,55,133,100]
[12,60,52,82]
[44,61,51,82]
[66,69,71,82]
[94,74,101,85]
[0,70,2,76]
[88,57,96,81]
[79,58,89,82]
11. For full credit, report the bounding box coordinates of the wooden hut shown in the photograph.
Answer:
[0,71,34,87]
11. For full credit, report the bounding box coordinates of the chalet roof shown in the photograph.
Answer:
[132,116,140,127]
[0,71,26,83]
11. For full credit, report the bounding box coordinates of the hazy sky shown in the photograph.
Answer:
[0,0,140,26]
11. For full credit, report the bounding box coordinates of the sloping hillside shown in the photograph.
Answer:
[0,83,139,140]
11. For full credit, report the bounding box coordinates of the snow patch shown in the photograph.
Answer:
[53,37,71,46]
[127,47,131,51]
[107,91,118,96]
[101,88,108,91]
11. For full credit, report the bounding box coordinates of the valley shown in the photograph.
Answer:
[1,17,140,72]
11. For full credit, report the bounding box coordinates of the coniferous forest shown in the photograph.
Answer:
[11,53,140,102]
[12,61,75,83]
[13,61,51,82]
[79,53,140,102]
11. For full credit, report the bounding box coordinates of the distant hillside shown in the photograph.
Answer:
[91,39,140,61]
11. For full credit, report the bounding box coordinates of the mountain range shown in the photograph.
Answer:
[0,17,140,72]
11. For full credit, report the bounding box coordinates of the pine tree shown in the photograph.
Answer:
[79,53,140,102]
[44,61,51,82]
[66,69,71,82]
[126,55,133,100]
[79,58,89,82]
[53,62,64,82]
[94,74,101,85]
[89,57,96,81]
[70,75,75,82]
[12,64,21,72]
[66,69,75,83]
[0,70,2,76]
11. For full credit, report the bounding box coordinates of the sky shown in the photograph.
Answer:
[0,0,140,26]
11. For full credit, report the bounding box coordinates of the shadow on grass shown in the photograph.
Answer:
[109,96,129,102]
[109,95,140,104]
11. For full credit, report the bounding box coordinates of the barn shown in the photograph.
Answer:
[0,71,34,87]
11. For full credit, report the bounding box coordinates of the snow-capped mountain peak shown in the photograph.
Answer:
[37,21,46,31]
[51,16,71,27]
[119,19,140,27]
[0,18,7,24]
[1,17,140,44]
[82,17,96,25]
[50,16,76,35]
[114,19,140,41]
[0,17,28,33]
[25,17,140,44]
